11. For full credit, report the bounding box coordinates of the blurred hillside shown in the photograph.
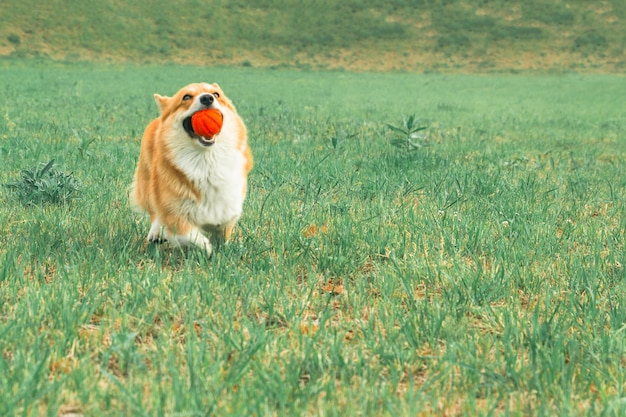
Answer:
[1,0,624,72]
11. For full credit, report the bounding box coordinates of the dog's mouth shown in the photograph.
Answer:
[182,116,215,147]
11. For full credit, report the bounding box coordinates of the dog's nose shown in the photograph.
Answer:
[199,94,214,106]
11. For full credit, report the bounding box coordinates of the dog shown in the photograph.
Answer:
[131,82,252,256]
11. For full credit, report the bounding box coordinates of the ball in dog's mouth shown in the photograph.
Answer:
[183,116,215,146]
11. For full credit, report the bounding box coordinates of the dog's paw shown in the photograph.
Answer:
[147,236,167,245]
[189,230,213,258]
[147,220,165,243]
[204,242,213,258]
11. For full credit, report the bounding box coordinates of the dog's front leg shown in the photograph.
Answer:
[166,227,213,257]
[147,218,166,243]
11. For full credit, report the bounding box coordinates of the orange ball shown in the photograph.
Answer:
[191,109,223,138]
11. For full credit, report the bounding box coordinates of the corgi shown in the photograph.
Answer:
[131,82,252,256]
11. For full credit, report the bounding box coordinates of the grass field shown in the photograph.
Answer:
[1,0,625,72]
[1,58,626,416]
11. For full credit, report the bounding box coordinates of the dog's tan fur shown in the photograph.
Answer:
[131,83,252,255]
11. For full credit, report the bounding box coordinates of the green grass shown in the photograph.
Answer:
[1,58,626,416]
[1,0,625,71]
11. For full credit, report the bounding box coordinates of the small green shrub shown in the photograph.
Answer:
[573,30,609,52]
[387,115,428,152]
[4,160,82,206]
[435,33,471,51]
[7,34,21,46]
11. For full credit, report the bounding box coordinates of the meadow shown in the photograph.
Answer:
[2,0,624,72]
[1,59,625,416]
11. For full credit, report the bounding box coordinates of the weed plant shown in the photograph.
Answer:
[0,60,625,416]
[4,160,82,206]
[387,115,428,151]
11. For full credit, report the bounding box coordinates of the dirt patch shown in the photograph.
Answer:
[1,43,623,74]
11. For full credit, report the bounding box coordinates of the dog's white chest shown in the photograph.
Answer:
[175,144,246,228]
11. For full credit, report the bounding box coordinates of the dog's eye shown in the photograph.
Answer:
[213,92,220,98]
[182,94,193,101]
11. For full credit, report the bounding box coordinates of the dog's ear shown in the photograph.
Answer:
[153,94,169,113]
[213,83,224,95]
